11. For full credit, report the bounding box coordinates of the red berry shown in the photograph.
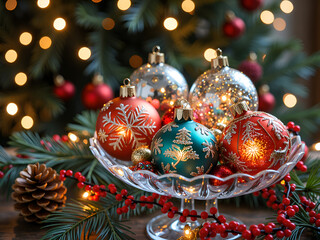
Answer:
[93,185,100,193]
[146,204,153,209]
[74,172,81,179]
[277,214,285,224]
[265,234,274,240]
[210,207,218,215]
[93,195,100,201]
[310,217,316,224]
[310,210,316,217]
[296,161,303,168]
[147,196,154,202]
[242,230,251,239]
[284,174,291,182]
[199,227,209,238]
[60,170,66,175]
[287,121,295,129]
[316,213,320,219]
[52,134,60,141]
[115,194,122,201]
[61,135,69,142]
[171,207,178,213]
[125,199,132,206]
[264,224,273,233]
[77,182,84,188]
[220,232,228,238]
[217,224,226,234]
[218,215,227,223]
[182,209,190,217]
[229,221,239,230]
[287,208,295,217]
[237,224,247,232]
[161,207,168,213]
[283,219,291,227]
[116,208,122,215]
[79,176,86,182]
[282,198,290,206]
[122,205,128,213]
[269,194,277,203]
[0,171,4,178]
[258,223,265,230]
[288,222,296,230]
[190,210,197,216]
[121,189,128,196]
[85,185,92,191]
[66,170,73,176]
[272,203,279,210]
[201,211,208,219]
[276,230,285,238]
[59,175,66,181]
[167,211,175,218]
[309,202,316,209]
[293,125,300,132]
[316,219,320,227]
[253,192,260,196]
[100,191,107,197]
[268,189,276,195]
[268,222,276,228]
[152,193,159,199]
[179,216,186,222]
[284,229,292,237]
[300,165,307,172]
[252,227,261,236]
[108,184,117,193]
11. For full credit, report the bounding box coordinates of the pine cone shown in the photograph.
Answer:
[11,163,67,223]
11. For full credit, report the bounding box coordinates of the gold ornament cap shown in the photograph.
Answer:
[259,84,270,95]
[148,46,165,64]
[120,78,136,98]
[211,48,229,70]
[92,73,104,85]
[230,100,250,116]
[174,107,193,121]
[174,98,190,108]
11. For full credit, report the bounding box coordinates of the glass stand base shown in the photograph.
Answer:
[146,213,243,240]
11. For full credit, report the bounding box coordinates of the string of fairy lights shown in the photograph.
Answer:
[1,0,304,141]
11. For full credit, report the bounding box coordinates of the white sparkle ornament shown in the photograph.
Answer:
[189,49,258,129]
[95,79,161,161]
[130,46,188,116]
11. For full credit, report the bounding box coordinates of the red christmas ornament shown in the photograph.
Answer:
[96,79,161,161]
[53,75,75,101]
[220,101,291,175]
[82,74,114,109]
[258,85,276,112]
[223,11,245,38]
[129,161,156,172]
[238,52,263,83]
[240,0,263,11]
[210,164,235,186]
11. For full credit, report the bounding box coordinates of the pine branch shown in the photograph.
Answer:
[75,2,106,30]
[123,0,160,32]
[67,110,98,137]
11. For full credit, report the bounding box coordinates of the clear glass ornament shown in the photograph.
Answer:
[130,46,188,116]
[189,49,258,129]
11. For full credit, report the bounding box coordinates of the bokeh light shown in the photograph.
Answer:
[283,93,297,108]
[163,17,178,31]
[37,0,50,8]
[129,55,143,68]
[273,18,286,31]
[19,32,33,45]
[53,17,66,31]
[21,116,34,129]
[204,48,217,62]
[92,0,102,3]
[39,36,52,49]
[314,142,320,151]
[117,0,131,11]
[15,72,27,86]
[78,47,91,60]
[6,103,18,115]
[280,0,294,14]
[102,18,115,30]
[5,0,17,11]
[5,49,18,63]
[181,0,195,13]
[68,132,79,142]
[260,10,274,24]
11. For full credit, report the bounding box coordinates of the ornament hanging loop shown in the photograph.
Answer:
[120,78,136,98]
[149,46,165,64]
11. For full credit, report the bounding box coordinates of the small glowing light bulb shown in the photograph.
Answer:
[21,116,34,129]
[163,17,178,31]
[82,192,89,198]
[204,48,217,62]
[78,47,91,60]
[315,142,320,151]
[39,36,52,49]
[260,10,274,24]
[37,0,50,8]
[68,133,78,142]
[15,72,27,86]
[181,0,195,13]
[283,93,297,108]
[19,32,32,45]
[5,49,18,63]
[117,0,131,11]
[53,17,66,31]
[280,0,294,14]
[6,103,18,115]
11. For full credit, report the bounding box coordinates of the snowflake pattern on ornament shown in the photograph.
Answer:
[161,162,177,174]
[101,101,113,112]
[101,103,158,151]
[224,123,237,145]
[202,139,216,159]
[161,124,179,133]
[195,124,210,136]
[190,164,213,177]
[223,150,251,172]
[98,129,108,143]
[260,114,287,140]
[242,121,262,144]
[153,137,163,155]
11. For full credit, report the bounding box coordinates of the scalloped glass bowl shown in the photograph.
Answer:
[89,135,304,240]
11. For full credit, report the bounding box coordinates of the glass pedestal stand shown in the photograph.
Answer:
[89,136,304,240]
[146,198,242,240]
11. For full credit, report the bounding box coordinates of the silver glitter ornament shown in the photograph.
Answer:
[130,46,188,116]
[189,49,258,129]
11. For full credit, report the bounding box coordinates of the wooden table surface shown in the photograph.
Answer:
[0,198,276,240]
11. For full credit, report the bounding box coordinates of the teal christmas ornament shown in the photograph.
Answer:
[151,106,218,177]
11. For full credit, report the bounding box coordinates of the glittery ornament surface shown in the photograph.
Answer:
[130,63,188,116]
[131,146,152,165]
[220,110,291,175]
[210,164,235,186]
[96,97,161,161]
[189,66,258,129]
[151,118,218,177]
